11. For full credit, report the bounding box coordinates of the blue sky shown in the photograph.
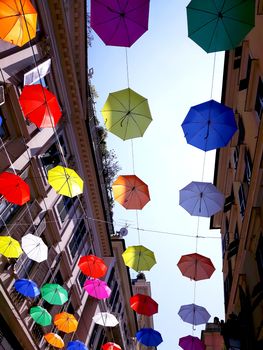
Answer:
[89,1,226,348]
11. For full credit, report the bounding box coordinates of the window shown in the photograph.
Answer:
[53,271,64,285]
[89,324,99,348]
[0,199,20,233]
[108,281,118,306]
[0,115,8,140]
[78,272,86,288]
[41,136,68,174]
[69,219,89,259]
[233,46,242,69]
[224,189,234,212]
[222,231,229,257]
[237,117,245,145]
[57,196,77,222]
[239,56,252,91]
[238,184,246,218]
[256,234,263,283]
[244,148,253,185]
[255,78,263,119]
[23,58,51,86]
[233,146,240,169]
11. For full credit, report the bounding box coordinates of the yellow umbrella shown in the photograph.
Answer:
[122,245,156,272]
[54,312,78,333]
[0,236,23,258]
[47,165,83,198]
[44,333,64,349]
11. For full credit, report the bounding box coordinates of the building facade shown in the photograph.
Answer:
[211,2,263,349]
[0,1,137,349]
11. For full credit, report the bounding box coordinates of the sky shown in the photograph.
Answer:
[89,1,226,348]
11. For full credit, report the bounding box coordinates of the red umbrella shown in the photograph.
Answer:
[177,253,215,281]
[102,342,122,350]
[0,172,30,205]
[112,175,150,210]
[19,84,62,128]
[78,255,107,278]
[130,294,158,316]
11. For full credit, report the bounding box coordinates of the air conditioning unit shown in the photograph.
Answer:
[0,86,5,106]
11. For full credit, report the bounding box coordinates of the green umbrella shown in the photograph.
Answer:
[187,0,255,53]
[101,88,152,140]
[30,306,52,326]
[40,283,68,305]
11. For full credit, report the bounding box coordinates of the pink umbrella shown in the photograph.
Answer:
[179,335,205,350]
[84,279,111,300]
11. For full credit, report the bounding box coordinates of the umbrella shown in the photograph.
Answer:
[122,245,156,272]
[178,303,211,326]
[179,335,205,350]
[54,312,78,333]
[40,283,68,305]
[92,312,119,327]
[78,255,107,278]
[84,279,111,300]
[102,342,121,350]
[48,165,84,198]
[187,0,255,53]
[136,328,163,347]
[91,0,150,47]
[102,88,152,140]
[179,181,224,217]
[14,278,40,298]
[67,341,88,350]
[0,236,23,258]
[0,0,37,47]
[177,253,215,281]
[44,333,64,349]
[181,99,237,151]
[130,293,158,316]
[19,85,62,128]
[112,175,150,209]
[0,172,30,205]
[21,234,48,262]
[30,306,52,326]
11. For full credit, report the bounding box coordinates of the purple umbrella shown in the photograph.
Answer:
[179,335,205,350]
[91,0,150,47]
[178,303,211,326]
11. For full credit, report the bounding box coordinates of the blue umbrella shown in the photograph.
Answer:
[14,278,40,298]
[178,303,211,326]
[181,99,237,151]
[67,340,88,350]
[0,116,5,137]
[136,328,163,347]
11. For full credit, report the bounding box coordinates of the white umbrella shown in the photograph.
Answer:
[21,234,48,262]
[179,181,224,217]
[92,312,118,327]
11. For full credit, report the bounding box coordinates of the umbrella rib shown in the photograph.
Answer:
[130,114,144,137]
[130,111,152,120]
[109,93,129,113]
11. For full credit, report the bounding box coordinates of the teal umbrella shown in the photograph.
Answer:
[30,306,52,326]
[187,0,255,53]
[40,283,68,305]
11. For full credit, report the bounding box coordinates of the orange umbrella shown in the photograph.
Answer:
[54,312,78,333]
[0,0,37,47]
[112,175,150,209]
[44,333,64,349]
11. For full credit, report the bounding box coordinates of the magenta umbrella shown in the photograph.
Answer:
[84,279,111,300]
[179,335,205,350]
[90,0,150,47]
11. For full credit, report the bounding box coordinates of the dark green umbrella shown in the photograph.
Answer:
[30,306,52,326]
[187,0,255,53]
[40,283,68,305]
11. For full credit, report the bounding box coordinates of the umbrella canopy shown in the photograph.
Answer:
[102,88,152,140]
[54,312,78,333]
[91,0,150,47]
[30,306,52,326]
[181,99,237,151]
[48,165,83,198]
[0,0,37,47]
[136,328,163,347]
[130,293,158,316]
[92,312,119,327]
[44,333,64,349]
[187,0,255,53]
[19,85,62,128]
[122,245,156,272]
[78,255,108,278]
[14,278,40,298]
[179,181,224,217]
[0,172,30,205]
[0,236,23,258]
[179,335,205,350]
[112,175,150,209]
[21,234,48,262]
[102,342,121,350]
[40,284,68,305]
[84,279,111,300]
[177,253,215,281]
[67,341,88,350]
[178,303,211,326]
